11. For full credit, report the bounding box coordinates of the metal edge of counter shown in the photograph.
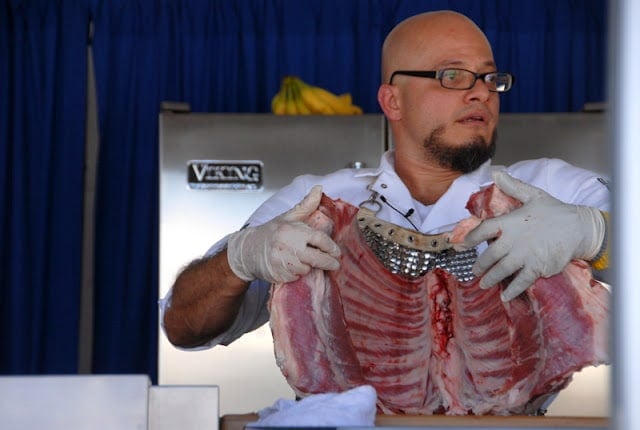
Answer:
[220,413,608,430]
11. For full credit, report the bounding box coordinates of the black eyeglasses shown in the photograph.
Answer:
[389,68,515,93]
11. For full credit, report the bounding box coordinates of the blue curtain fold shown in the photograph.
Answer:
[0,0,88,373]
[2,0,607,381]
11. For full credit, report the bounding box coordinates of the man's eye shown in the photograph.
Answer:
[443,70,458,80]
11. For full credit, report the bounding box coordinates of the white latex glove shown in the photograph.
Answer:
[464,170,605,301]
[227,185,341,283]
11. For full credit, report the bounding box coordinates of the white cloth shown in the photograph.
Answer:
[159,150,611,348]
[246,385,377,428]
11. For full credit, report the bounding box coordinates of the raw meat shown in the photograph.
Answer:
[268,186,610,415]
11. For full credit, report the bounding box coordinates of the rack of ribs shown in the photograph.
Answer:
[268,185,610,415]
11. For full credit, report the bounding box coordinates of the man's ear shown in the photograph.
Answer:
[377,84,401,120]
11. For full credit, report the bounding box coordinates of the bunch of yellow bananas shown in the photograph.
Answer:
[271,76,363,115]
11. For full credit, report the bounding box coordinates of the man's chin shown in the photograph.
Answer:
[423,131,497,174]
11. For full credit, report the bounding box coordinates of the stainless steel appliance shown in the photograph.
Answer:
[159,109,610,417]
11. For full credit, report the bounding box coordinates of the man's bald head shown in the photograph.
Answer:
[381,11,493,83]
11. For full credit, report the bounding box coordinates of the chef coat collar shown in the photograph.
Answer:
[351,151,391,180]
[360,150,497,234]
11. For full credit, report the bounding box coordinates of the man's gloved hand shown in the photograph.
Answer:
[227,185,342,284]
[464,170,605,301]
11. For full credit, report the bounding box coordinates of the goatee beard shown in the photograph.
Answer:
[423,127,497,173]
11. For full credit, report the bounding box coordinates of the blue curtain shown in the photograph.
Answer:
[2,0,607,381]
[89,0,163,377]
[0,0,88,373]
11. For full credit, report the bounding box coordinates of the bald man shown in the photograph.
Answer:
[161,11,609,350]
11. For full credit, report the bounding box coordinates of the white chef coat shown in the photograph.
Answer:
[159,150,610,349]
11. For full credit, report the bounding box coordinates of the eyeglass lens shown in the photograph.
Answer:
[440,69,512,92]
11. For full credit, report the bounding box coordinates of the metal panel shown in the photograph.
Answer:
[149,385,219,430]
[0,375,149,430]
[610,0,640,429]
[495,113,609,176]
